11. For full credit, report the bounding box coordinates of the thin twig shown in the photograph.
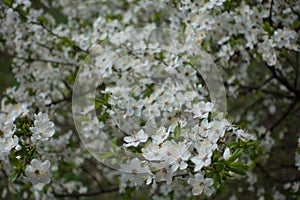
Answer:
[239,75,274,91]
[53,187,119,198]
[283,0,300,17]
[267,99,298,132]
[268,0,274,25]
[9,5,89,54]
[0,52,79,67]
[295,52,299,87]
[265,64,300,97]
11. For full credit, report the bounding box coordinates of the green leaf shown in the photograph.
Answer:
[60,36,77,48]
[231,161,248,169]
[226,161,249,176]
[9,154,22,167]
[227,165,247,175]
[98,151,115,159]
[174,122,181,140]
[153,11,162,23]
[106,14,123,21]
[213,173,221,189]
[216,162,225,172]
[95,97,106,104]
[97,110,109,122]
[263,21,274,36]
[143,84,154,98]
[227,148,243,163]
[221,170,232,180]
[37,15,49,25]
[228,141,238,149]
[95,93,111,111]
[3,0,13,6]
[212,149,220,163]
[111,137,118,147]
[104,93,110,101]
[10,167,23,183]
[10,170,20,182]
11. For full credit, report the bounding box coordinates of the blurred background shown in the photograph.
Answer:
[0,53,15,94]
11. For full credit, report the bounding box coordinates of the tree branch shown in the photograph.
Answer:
[9,5,89,54]
[240,76,274,90]
[0,52,79,67]
[268,0,274,25]
[267,99,298,132]
[53,187,119,198]
[295,52,299,87]
[265,64,300,98]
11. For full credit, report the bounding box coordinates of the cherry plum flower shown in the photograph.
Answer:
[191,101,214,119]
[120,158,153,186]
[123,129,148,147]
[25,159,51,185]
[187,173,214,196]
[29,112,55,142]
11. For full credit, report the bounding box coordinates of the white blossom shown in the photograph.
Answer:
[187,173,214,196]
[0,136,18,155]
[123,129,148,147]
[191,102,214,119]
[29,112,55,142]
[25,159,51,185]
[120,158,153,186]
[0,0,295,198]
[191,149,213,172]
[223,147,231,160]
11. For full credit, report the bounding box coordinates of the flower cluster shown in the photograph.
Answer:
[0,102,28,158]
[0,98,55,186]
[73,40,257,197]
[0,0,299,199]
[25,159,51,185]
[30,112,55,142]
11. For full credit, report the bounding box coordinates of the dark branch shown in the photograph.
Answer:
[267,99,298,132]
[265,64,300,98]
[295,52,299,87]
[283,0,300,17]
[9,4,89,54]
[268,0,274,25]
[53,187,119,198]
[0,52,79,67]
[239,75,274,92]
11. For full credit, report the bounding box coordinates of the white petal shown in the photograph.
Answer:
[223,147,231,160]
